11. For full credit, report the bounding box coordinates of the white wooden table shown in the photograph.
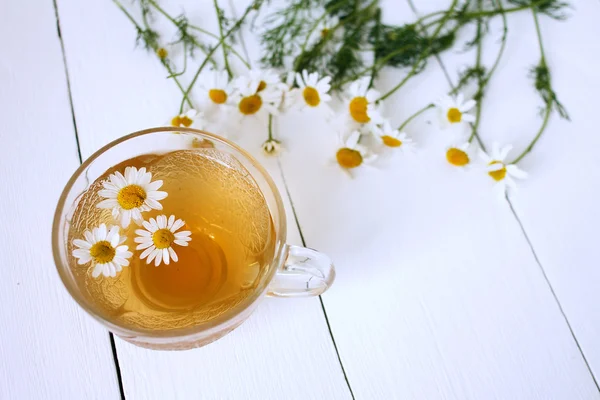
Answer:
[1,0,599,399]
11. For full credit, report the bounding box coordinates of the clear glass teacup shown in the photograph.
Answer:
[52,127,335,350]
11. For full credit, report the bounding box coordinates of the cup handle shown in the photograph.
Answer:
[267,245,335,297]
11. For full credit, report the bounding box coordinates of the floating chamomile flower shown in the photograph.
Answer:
[262,139,282,156]
[435,93,476,127]
[170,109,204,128]
[97,166,167,228]
[373,121,414,152]
[335,130,376,170]
[445,142,473,168]
[479,142,528,195]
[197,69,234,115]
[345,77,382,125]
[135,215,192,267]
[72,224,132,278]
[292,70,332,111]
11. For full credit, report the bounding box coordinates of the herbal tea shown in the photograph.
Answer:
[67,149,276,331]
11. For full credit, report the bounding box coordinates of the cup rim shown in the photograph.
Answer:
[52,126,287,339]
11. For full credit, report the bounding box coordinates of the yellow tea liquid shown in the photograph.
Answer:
[67,149,276,331]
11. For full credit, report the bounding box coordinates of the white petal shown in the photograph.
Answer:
[487,163,505,172]
[92,264,103,278]
[73,248,91,259]
[168,247,178,263]
[174,239,189,247]
[112,171,127,188]
[97,224,108,241]
[73,239,92,249]
[167,215,175,229]
[83,230,94,243]
[120,210,132,228]
[175,230,192,238]
[146,180,163,191]
[112,208,120,219]
[140,245,156,260]
[162,248,170,265]
[147,248,160,264]
[157,215,167,229]
[145,198,163,210]
[136,240,154,250]
[135,229,151,237]
[346,131,361,149]
[142,220,157,233]
[155,249,163,266]
[456,93,464,105]
[462,114,475,123]
[114,256,130,267]
[170,219,185,232]
[76,254,92,264]
[98,189,118,199]
[107,226,120,246]
[96,199,118,209]
[461,99,476,112]
[506,164,528,179]
[499,145,513,161]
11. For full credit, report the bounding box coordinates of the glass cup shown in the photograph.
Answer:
[52,127,335,350]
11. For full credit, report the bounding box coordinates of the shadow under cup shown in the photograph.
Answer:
[52,127,335,350]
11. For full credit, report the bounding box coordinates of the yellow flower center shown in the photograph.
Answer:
[321,28,330,37]
[446,148,469,166]
[117,184,147,210]
[382,135,402,147]
[447,107,462,123]
[171,115,193,127]
[257,80,267,92]
[488,161,507,181]
[336,148,363,169]
[89,241,116,264]
[349,96,370,123]
[191,138,215,149]
[239,94,263,115]
[303,87,320,107]
[152,228,175,249]
[156,47,168,59]
[209,89,227,104]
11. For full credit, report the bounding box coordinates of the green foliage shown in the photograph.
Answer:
[532,61,569,119]
[507,0,570,20]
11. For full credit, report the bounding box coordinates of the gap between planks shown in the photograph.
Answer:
[51,0,126,398]
[407,0,600,392]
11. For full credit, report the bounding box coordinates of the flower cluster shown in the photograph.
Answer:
[72,167,192,278]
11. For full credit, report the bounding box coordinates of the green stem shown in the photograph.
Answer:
[113,0,192,108]
[468,0,484,144]
[377,0,458,102]
[213,0,233,77]
[267,114,274,141]
[510,8,550,164]
[179,3,256,113]
[511,105,551,164]
[147,0,217,67]
[168,42,188,78]
[397,104,433,131]
[188,25,250,68]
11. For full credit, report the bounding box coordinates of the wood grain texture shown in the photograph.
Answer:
[54,0,351,398]
[0,0,120,398]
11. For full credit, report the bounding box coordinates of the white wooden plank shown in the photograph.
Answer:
[0,0,121,398]
[415,0,600,385]
[479,0,600,383]
[265,1,600,398]
[54,0,350,398]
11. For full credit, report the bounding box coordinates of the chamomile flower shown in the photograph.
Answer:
[233,74,282,119]
[170,109,204,128]
[135,215,192,266]
[97,166,167,228]
[445,142,473,168]
[435,93,476,127]
[292,70,332,111]
[262,139,282,156]
[72,224,132,278]
[373,121,413,152]
[247,69,285,95]
[318,15,338,39]
[335,130,376,170]
[479,142,528,194]
[197,69,234,113]
[156,47,168,60]
[345,77,382,125]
